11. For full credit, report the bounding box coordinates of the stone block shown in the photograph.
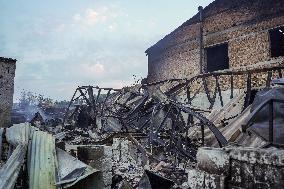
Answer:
[241,162,254,187]
[112,149,120,161]
[227,146,284,166]
[230,160,242,185]
[88,159,112,171]
[197,147,230,175]
[112,138,131,163]
[77,145,113,189]
[77,145,112,161]
[187,169,205,189]
[254,164,284,187]
[204,173,226,189]
[254,164,270,184]
[193,147,284,188]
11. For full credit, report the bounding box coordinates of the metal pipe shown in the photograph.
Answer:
[269,100,274,143]
[266,71,272,87]
[230,74,234,99]
[201,124,205,146]
[198,6,204,73]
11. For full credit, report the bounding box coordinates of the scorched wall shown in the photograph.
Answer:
[0,57,16,127]
[146,0,284,83]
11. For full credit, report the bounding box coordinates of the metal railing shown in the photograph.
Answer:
[145,66,284,110]
[242,98,284,144]
[63,65,284,163]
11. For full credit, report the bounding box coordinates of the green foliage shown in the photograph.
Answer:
[19,90,69,108]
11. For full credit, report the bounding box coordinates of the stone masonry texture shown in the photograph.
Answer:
[0,57,16,128]
[77,145,113,189]
[188,147,284,189]
[146,0,284,83]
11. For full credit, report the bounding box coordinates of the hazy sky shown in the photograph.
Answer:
[0,0,214,101]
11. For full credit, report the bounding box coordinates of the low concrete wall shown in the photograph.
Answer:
[188,147,284,188]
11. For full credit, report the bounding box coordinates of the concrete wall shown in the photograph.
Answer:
[146,0,284,83]
[77,145,113,189]
[112,138,144,186]
[75,139,145,189]
[0,57,16,128]
[187,147,284,188]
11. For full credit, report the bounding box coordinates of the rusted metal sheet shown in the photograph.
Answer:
[28,130,59,189]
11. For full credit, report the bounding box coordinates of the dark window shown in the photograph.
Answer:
[206,43,229,72]
[270,26,284,58]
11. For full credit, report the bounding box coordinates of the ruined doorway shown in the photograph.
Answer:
[205,43,229,72]
[270,26,284,58]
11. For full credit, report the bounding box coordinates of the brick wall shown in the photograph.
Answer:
[0,57,16,128]
[146,0,284,83]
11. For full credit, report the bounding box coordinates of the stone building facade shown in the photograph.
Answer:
[0,57,16,127]
[146,0,284,83]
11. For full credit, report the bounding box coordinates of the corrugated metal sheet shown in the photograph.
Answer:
[0,123,34,189]
[0,144,27,189]
[28,130,59,189]
[56,148,98,188]
[6,123,37,146]
[0,128,3,158]
[1,123,97,189]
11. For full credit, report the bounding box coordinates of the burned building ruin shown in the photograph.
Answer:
[146,0,284,82]
[0,57,16,128]
[1,0,284,189]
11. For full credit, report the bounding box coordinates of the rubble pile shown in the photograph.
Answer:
[1,66,284,188]
[0,123,98,189]
[112,138,144,187]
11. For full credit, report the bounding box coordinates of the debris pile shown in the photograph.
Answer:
[0,123,98,189]
[1,66,284,188]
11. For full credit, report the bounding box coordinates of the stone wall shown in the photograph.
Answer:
[0,57,16,128]
[77,145,113,189]
[75,139,145,189]
[188,147,284,188]
[112,138,144,187]
[146,0,284,83]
